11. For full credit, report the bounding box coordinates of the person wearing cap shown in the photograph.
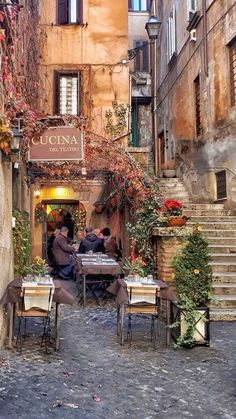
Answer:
[53,226,75,279]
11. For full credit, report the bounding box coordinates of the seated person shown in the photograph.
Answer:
[53,226,75,279]
[100,227,122,261]
[78,226,105,254]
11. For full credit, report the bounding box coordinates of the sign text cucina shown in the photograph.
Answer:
[28,127,83,161]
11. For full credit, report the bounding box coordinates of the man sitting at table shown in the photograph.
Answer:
[53,226,75,279]
[78,226,105,254]
[100,227,122,261]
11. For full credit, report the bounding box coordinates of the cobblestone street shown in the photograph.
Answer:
[0,282,235,419]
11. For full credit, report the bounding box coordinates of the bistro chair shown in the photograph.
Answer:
[117,285,160,348]
[15,285,54,353]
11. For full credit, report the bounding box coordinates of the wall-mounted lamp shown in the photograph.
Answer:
[34,189,40,198]
[81,166,87,176]
[127,15,162,61]
[11,128,22,153]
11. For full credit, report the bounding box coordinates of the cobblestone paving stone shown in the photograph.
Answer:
[0,281,236,419]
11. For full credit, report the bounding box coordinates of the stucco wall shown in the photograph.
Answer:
[0,154,13,346]
[156,0,236,204]
[38,0,129,136]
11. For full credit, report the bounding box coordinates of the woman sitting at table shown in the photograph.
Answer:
[53,226,75,279]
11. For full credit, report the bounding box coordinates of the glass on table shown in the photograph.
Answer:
[147,274,154,283]
[127,274,133,282]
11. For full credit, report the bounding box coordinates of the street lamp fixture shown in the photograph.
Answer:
[145,15,161,40]
[11,128,22,153]
[127,15,161,61]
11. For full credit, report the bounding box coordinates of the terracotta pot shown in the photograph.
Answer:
[166,217,187,227]
[163,169,176,178]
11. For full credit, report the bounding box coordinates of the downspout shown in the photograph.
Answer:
[152,0,158,174]
[202,0,208,76]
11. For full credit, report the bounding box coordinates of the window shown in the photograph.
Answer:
[134,41,150,72]
[128,0,150,12]
[194,75,202,136]
[229,38,236,106]
[54,72,80,115]
[187,0,197,21]
[167,5,176,62]
[57,0,83,25]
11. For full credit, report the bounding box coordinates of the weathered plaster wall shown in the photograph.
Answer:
[0,155,13,346]
[156,0,236,205]
[38,0,129,137]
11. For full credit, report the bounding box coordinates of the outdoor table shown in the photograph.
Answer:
[107,278,176,346]
[77,259,123,307]
[0,279,75,351]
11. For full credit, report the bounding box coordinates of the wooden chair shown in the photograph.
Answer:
[15,285,54,352]
[117,285,160,347]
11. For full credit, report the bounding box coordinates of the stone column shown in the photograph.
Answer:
[152,226,192,287]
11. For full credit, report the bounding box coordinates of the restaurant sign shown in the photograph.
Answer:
[28,126,83,161]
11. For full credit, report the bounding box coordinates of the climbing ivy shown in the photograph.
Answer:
[12,209,31,278]
[105,101,129,138]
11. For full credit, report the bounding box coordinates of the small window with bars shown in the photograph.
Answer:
[216,170,227,200]
[54,72,80,115]
[134,41,150,72]
[57,0,83,25]
[194,75,202,136]
[229,38,236,107]
[128,0,151,12]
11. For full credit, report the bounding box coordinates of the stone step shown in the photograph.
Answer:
[210,308,236,321]
[190,216,236,221]
[209,245,236,253]
[189,222,236,229]
[203,229,236,237]
[210,253,236,263]
[210,262,236,272]
[185,203,225,210]
[183,210,230,216]
[213,272,236,283]
[207,237,236,245]
[213,283,236,295]
[211,294,236,308]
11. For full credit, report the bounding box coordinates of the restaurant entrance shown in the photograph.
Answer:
[41,200,86,259]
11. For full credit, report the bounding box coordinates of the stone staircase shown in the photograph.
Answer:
[157,178,236,320]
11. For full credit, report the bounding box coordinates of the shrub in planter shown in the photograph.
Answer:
[171,226,213,348]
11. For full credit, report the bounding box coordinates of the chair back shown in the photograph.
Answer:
[21,285,54,312]
[127,285,160,305]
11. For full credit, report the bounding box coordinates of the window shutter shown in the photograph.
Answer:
[146,0,151,10]
[128,0,133,11]
[58,0,68,24]
[77,0,83,24]
[134,41,141,71]
[142,43,149,72]
[54,71,60,114]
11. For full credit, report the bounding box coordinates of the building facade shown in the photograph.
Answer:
[155,0,236,206]
[128,0,152,170]
[30,0,130,258]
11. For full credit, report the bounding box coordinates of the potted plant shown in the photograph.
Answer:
[163,199,187,227]
[170,226,213,348]
[123,253,146,278]
[25,256,49,276]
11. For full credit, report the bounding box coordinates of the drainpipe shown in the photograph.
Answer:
[151,0,158,174]
[202,0,208,76]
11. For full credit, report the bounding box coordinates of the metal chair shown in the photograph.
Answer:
[15,285,54,353]
[117,285,160,348]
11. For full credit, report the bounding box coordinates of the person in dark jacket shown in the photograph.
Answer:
[53,226,75,279]
[78,226,105,254]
